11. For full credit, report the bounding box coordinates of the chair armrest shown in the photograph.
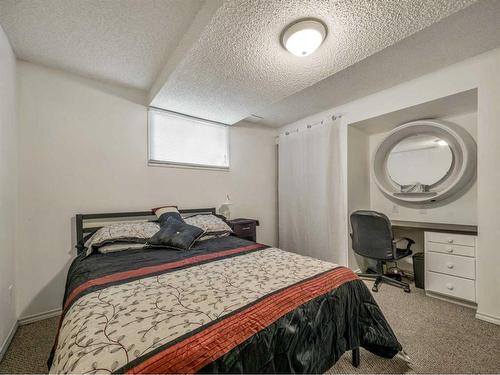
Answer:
[393,237,415,252]
[394,237,415,245]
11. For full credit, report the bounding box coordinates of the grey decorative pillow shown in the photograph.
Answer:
[184,214,233,240]
[152,205,185,226]
[84,222,160,257]
[147,217,205,251]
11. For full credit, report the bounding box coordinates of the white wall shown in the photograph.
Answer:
[0,25,17,356]
[16,61,278,318]
[281,47,500,324]
[369,112,477,225]
[476,51,500,325]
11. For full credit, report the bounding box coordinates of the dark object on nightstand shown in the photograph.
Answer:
[228,218,259,242]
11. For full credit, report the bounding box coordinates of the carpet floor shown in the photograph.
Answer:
[1,280,499,374]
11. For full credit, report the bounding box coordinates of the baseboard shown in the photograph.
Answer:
[425,291,477,309]
[18,308,62,326]
[0,309,62,362]
[476,311,500,326]
[0,320,18,362]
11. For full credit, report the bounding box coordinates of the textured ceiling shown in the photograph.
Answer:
[0,0,204,90]
[250,0,500,127]
[0,0,488,126]
[151,0,475,124]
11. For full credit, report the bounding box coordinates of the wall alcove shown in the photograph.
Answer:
[346,89,478,271]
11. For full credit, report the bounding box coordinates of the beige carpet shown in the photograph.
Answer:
[1,281,499,374]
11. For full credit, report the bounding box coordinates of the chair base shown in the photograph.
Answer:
[358,272,411,293]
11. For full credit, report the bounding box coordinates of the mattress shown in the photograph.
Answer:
[48,236,401,373]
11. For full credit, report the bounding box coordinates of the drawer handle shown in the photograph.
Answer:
[447,247,454,253]
[446,283,454,290]
[446,262,454,269]
[447,238,454,244]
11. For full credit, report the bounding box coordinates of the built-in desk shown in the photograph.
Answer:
[390,220,478,307]
[391,220,477,235]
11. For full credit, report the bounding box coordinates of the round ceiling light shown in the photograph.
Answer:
[281,19,327,57]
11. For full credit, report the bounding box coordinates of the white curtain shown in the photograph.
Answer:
[278,118,348,265]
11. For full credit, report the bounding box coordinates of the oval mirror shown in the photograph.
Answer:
[387,134,453,186]
[373,120,476,203]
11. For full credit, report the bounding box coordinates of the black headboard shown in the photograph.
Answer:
[75,208,216,243]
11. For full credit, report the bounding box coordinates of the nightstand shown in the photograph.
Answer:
[228,218,260,242]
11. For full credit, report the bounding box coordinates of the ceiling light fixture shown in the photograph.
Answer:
[281,19,327,57]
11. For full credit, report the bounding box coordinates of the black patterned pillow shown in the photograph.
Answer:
[147,217,205,251]
[152,205,184,226]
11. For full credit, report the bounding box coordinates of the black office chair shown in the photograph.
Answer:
[350,210,414,293]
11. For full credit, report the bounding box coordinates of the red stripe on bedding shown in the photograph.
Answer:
[64,243,265,310]
[127,266,358,374]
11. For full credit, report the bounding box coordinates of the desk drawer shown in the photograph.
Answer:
[427,242,475,258]
[426,271,475,302]
[427,252,475,279]
[427,232,475,247]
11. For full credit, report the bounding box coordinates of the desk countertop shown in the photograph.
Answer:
[391,220,478,235]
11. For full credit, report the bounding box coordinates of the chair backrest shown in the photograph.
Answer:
[350,210,394,260]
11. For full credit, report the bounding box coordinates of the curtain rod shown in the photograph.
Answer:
[279,114,343,137]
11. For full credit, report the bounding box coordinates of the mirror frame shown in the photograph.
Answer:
[373,120,476,204]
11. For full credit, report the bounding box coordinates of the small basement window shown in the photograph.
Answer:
[148,108,229,169]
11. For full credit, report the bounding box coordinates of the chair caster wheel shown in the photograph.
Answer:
[404,287,411,293]
[372,286,378,292]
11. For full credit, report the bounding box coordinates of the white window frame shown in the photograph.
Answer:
[147,108,230,171]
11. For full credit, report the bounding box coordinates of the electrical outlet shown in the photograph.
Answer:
[8,284,14,305]
[392,204,399,213]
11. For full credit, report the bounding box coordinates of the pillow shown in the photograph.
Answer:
[195,233,230,242]
[84,222,160,256]
[98,242,146,254]
[184,214,233,240]
[75,232,94,255]
[152,205,184,226]
[147,217,205,251]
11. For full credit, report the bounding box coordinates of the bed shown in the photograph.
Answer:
[48,208,402,374]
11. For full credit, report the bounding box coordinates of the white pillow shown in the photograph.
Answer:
[84,222,160,256]
[97,243,146,254]
[184,214,232,240]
